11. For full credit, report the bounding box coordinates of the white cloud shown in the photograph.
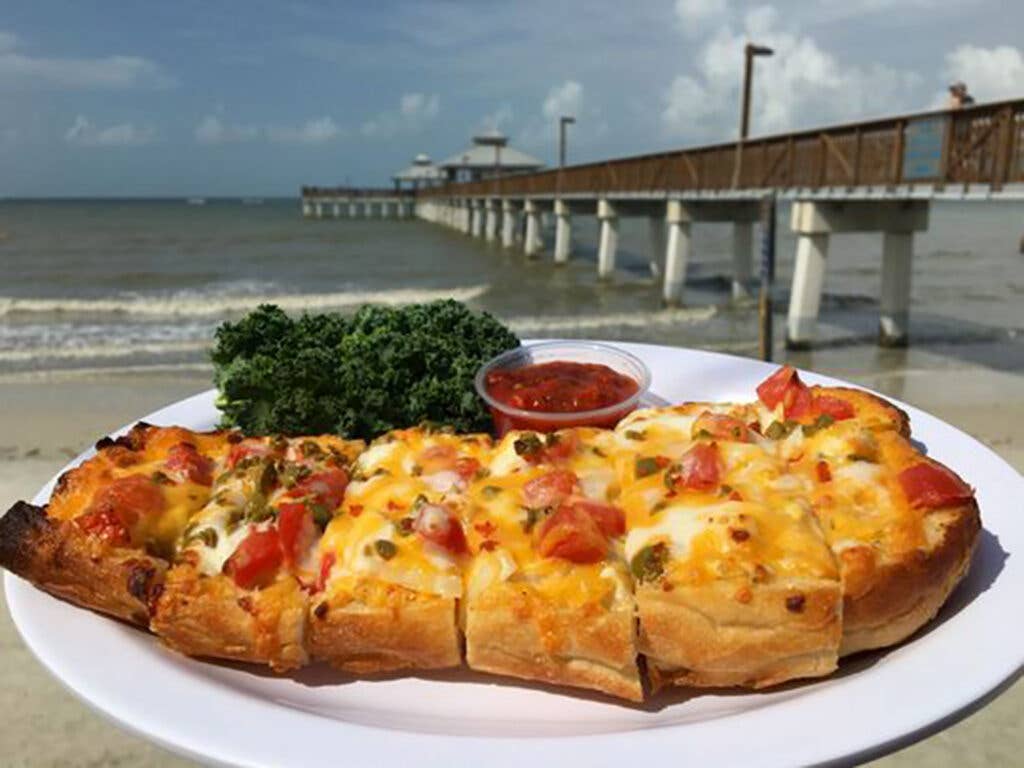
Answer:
[194,114,260,144]
[661,6,922,142]
[399,92,440,120]
[64,115,156,147]
[675,0,728,34]
[0,33,174,90]
[542,80,583,121]
[940,44,1024,103]
[268,116,343,144]
[362,92,441,138]
[479,103,514,133]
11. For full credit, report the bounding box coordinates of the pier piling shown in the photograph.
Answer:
[554,200,572,263]
[597,198,618,278]
[663,200,691,305]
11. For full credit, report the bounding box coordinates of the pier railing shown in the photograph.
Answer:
[418,98,1024,198]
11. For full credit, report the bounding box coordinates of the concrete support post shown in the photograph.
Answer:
[302,200,312,218]
[484,200,498,241]
[314,201,323,219]
[648,216,666,278]
[732,222,754,299]
[554,200,572,264]
[348,201,357,217]
[471,201,484,238]
[786,233,830,348]
[502,201,519,247]
[397,201,407,219]
[462,201,473,234]
[663,200,691,305]
[380,200,390,218]
[332,202,340,218]
[597,198,618,279]
[524,200,543,257]
[879,232,913,346]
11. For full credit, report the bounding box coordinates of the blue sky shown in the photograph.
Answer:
[1,0,1021,196]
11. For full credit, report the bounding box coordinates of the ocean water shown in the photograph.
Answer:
[0,198,1022,375]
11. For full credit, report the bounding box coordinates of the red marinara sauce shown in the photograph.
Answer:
[484,361,640,435]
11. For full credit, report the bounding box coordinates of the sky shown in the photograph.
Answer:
[1,0,1022,197]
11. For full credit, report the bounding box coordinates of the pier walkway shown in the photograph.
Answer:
[412,99,1024,347]
[301,187,414,219]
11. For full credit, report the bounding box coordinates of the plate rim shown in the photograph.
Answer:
[6,340,1024,768]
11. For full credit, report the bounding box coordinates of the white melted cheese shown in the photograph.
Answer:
[465,548,519,597]
[624,501,741,562]
[334,514,462,598]
[355,440,400,474]
[488,438,529,476]
[579,467,615,501]
[421,470,461,494]
[834,460,881,485]
[599,564,631,604]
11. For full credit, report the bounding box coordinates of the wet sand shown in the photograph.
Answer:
[1,350,1021,767]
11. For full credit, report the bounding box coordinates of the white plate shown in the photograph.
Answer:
[6,343,1023,768]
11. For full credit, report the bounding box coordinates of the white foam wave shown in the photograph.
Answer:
[507,307,716,334]
[0,285,489,318]
[0,340,210,363]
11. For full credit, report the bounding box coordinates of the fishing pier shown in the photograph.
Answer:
[305,99,1024,348]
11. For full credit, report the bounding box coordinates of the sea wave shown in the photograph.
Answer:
[508,307,716,334]
[0,284,490,319]
[0,306,718,366]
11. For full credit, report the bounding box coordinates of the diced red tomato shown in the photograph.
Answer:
[227,440,275,469]
[668,443,721,491]
[568,498,626,538]
[454,457,481,482]
[536,505,607,564]
[757,366,813,419]
[693,412,752,442]
[315,552,335,592]
[277,502,315,568]
[414,503,468,554]
[224,528,283,589]
[898,463,974,509]
[813,396,855,422]
[78,474,166,543]
[522,470,579,508]
[816,460,832,483]
[165,442,214,485]
[542,432,580,463]
[75,509,130,546]
[286,468,349,510]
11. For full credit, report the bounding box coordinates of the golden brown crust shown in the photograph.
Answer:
[638,577,842,690]
[813,386,911,438]
[307,585,460,674]
[465,580,642,702]
[0,501,166,626]
[839,500,980,656]
[151,565,308,672]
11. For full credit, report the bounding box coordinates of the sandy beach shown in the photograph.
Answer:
[1,343,1021,767]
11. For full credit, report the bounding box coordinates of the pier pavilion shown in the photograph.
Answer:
[437,130,544,183]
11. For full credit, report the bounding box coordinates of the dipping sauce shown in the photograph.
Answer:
[484,361,640,434]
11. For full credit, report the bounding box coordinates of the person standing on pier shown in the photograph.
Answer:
[947,81,975,109]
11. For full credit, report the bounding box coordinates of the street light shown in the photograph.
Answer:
[559,115,575,168]
[733,42,774,187]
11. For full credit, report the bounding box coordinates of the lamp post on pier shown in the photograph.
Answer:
[732,42,773,187]
[558,115,575,168]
